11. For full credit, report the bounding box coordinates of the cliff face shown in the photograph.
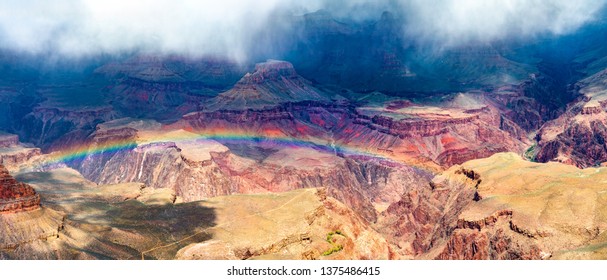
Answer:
[535,68,607,167]
[207,60,330,110]
[0,165,40,213]
[348,105,527,168]
[94,55,243,86]
[0,88,42,134]
[72,126,432,223]
[0,148,40,169]
[487,83,552,132]
[436,227,541,260]
[436,209,541,260]
[95,55,244,121]
[179,98,528,169]
[107,79,212,121]
[379,153,607,260]
[377,167,478,257]
[20,106,118,152]
[0,132,41,169]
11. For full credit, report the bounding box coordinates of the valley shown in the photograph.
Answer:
[2,5,607,260]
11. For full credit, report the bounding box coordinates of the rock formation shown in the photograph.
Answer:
[535,68,607,167]
[207,60,331,110]
[180,93,529,169]
[0,164,40,213]
[0,132,41,169]
[70,124,432,223]
[380,152,607,260]
[0,132,19,147]
[20,106,118,152]
[95,55,244,120]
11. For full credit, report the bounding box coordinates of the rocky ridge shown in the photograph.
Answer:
[0,164,40,213]
[380,152,607,259]
[535,68,607,167]
[20,106,118,152]
[207,60,331,110]
[181,93,529,169]
[0,132,41,169]
[70,123,432,223]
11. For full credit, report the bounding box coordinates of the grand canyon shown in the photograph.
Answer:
[2,1,607,260]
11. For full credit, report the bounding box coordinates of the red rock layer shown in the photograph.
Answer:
[176,100,528,168]
[0,165,41,213]
[436,228,541,260]
[531,68,607,167]
[378,167,543,260]
[534,75,607,167]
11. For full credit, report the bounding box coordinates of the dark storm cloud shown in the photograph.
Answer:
[0,0,604,61]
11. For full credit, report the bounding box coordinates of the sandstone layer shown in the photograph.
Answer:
[71,123,432,223]
[0,164,40,213]
[0,132,41,169]
[380,152,607,259]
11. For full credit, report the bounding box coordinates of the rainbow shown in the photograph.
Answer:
[41,129,401,167]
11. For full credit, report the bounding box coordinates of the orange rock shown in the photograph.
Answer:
[0,164,41,213]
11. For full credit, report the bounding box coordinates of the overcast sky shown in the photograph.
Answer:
[0,0,604,61]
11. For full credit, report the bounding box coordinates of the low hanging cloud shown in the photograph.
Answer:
[402,0,607,47]
[0,0,605,61]
[0,0,302,61]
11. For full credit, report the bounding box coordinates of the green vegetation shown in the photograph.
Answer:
[322,230,346,256]
[524,144,538,162]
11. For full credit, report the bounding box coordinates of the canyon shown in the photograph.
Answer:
[535,68,607,167]
[2,7,607,261]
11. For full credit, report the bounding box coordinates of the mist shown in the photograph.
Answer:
[402,0,607,47]
[0,0,605,61]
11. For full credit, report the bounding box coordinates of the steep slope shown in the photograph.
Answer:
[206,60,331,110]
[95,55,244,121]
[20,105,118,152]
[0,132,40,170]
[0,164,40,213]
[380,152,607,260]
[535,68,607,167]
[69,120,432,223]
